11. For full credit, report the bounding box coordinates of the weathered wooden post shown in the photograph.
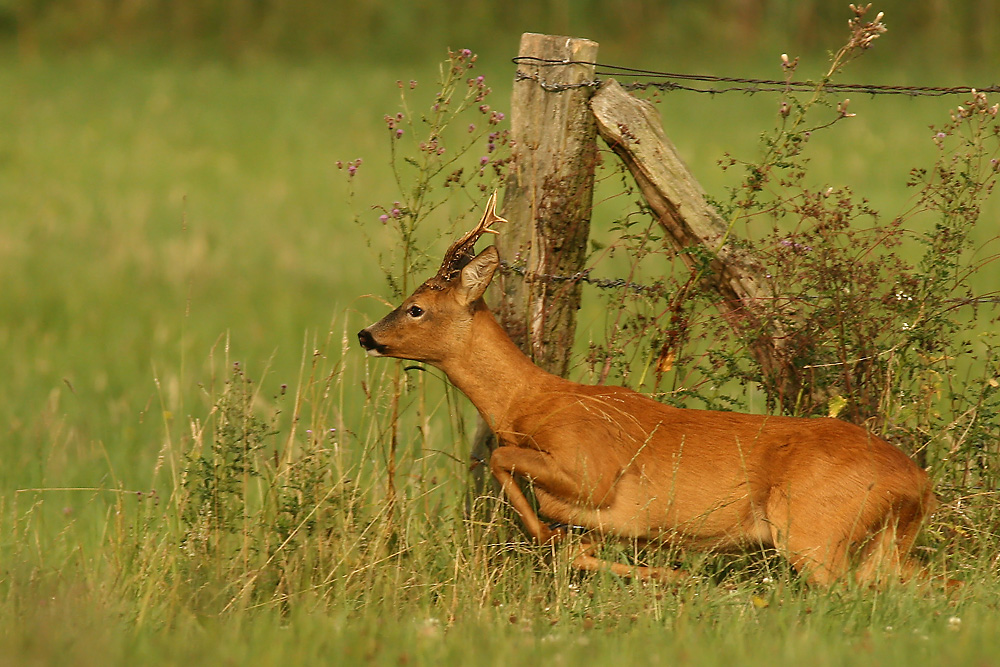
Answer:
[590,79,803,410]
[468,33,599,493]
[495,33,599,375]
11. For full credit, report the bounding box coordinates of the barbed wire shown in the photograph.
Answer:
[512,56,1000,97]
[506,57,1000,310]
[500,259,668,296]
[499,260,1000,307]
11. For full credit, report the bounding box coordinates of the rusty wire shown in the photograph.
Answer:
[512,56,1000,96]
[506,57,1000,310]
[499,261,1000,308]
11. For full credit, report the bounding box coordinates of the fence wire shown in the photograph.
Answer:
[507,56,999,310]
[499,261,1000,308]
[512,56,1000,97]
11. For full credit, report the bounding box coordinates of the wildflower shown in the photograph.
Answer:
[379,214,389,223]
[480,156,489,166]
[409,80,417,89]
[396,129,404,139]
[468,123,476,133]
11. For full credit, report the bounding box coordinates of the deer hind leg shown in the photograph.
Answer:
[853,493,930,587]
[764,488,852,586]
[766,485,933,587]
[570,541,686,582]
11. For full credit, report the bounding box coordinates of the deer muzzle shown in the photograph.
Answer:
[357,328,387,356]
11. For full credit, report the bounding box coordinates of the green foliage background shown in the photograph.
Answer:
[1,3,999,665]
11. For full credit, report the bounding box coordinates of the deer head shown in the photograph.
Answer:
[357,193,507,364]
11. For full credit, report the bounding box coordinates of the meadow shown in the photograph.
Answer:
[2,24,1000,666]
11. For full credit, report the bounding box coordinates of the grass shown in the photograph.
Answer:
[1,49,999,665]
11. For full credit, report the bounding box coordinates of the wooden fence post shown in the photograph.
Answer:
[468,33,599,495]
[496,33,599,374]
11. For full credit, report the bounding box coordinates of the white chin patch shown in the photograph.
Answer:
[365,349,384,357]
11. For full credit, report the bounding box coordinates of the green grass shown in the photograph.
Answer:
[1,50,999,665]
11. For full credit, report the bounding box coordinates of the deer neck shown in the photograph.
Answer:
[437,304,558,433]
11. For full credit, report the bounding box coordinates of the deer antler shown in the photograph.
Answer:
[431,191,506,286]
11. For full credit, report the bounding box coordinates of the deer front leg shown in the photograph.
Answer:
[489,446,599,545]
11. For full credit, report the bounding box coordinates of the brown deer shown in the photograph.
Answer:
[358,193,936,586]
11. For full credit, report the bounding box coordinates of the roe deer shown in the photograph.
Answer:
[358,193,936,586]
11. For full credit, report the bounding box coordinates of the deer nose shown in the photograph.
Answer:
[358,329,380,352]
[357,328,376,350]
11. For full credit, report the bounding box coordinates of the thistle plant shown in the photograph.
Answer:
[349,48,511,544]
[372,48,511,298]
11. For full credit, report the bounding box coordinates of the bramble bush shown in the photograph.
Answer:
[584,5,999,569]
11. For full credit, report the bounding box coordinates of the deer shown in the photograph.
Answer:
[358,193,937,586]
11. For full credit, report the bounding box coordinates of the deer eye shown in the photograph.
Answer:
[406,305,424,318]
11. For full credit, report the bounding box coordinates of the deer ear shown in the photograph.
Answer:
[457,246,499,306]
